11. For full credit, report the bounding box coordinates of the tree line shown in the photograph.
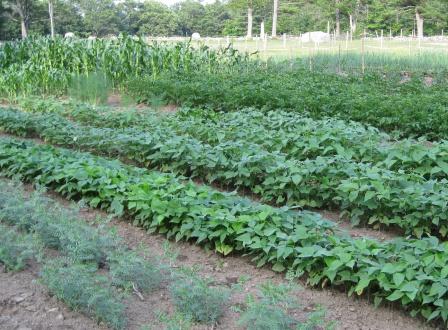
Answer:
[1,0,447,40]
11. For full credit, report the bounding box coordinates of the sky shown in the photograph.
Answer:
[156,0,216,6]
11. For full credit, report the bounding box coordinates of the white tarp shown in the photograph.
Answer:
[300,31,330,43]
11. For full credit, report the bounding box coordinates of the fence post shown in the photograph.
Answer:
[338,43,341,73]
[361,31,365,75]
[381,29,384,49]
[309,47,313,72]
[408,37,412,56]
[345,31,349,51]
[283,33,286,49]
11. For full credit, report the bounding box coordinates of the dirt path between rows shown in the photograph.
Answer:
[0,180,437,330]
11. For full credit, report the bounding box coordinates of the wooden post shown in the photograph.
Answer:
[361,31,365,75]
[283,33,286,49]
[263,33,267,54]
[381,29,383,49]
[345,31,349,51]
[408,37,412,56]
[309,47,313,72]
[338,43,341,73]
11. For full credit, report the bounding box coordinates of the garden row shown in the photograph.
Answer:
[0,36,250,97]
[0,137,448,325]
[127,69,448,140]
[17,97,448,181]
[0,181,161,329]
[3,181,307,329]
[1,107,448,237]
[0,180,332,330]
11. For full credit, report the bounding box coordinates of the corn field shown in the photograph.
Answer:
[0,36,250,97]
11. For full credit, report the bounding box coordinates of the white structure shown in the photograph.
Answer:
[300,31,330,43]
[87,36,97,41]
[64,32,75,38]
[192,32,201,40]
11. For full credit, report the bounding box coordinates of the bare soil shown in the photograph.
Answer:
[0,263,105,330]
[0,182,437,330]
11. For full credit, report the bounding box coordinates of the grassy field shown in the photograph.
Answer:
[153,37,448,72]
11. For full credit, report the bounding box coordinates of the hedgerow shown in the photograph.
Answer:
[0,138,448,324]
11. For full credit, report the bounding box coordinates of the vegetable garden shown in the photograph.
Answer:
[1,36,448,329]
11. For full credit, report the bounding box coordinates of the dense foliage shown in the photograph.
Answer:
[0,36,249,96]
[1,137,448,324]
[4,104,448,237]
[128,68,448,139]
[1,0,448,39]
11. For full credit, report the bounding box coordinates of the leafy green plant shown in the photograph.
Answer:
[169,274,230,324]
[3,106,448,237]
[0,36,250,97]
[1,138,448,324]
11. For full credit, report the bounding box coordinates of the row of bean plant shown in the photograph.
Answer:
[18,97,448,181]
[0,137,447,325]
[1,107,448,237]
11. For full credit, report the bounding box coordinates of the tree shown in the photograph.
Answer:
[174,0,205,36]
[271,0,278,37]
[47,0,54,37]
[138,1,177,36]
[3,0,35,38]
[75,0,120,36]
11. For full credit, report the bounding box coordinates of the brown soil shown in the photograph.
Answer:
[0,181,437,330]
[0,263,105,330]
[106,93,176,114]
[106,94,122,107]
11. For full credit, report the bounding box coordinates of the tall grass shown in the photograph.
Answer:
[288,51,448,75]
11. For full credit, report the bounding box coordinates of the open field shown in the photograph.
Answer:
[1,36,448,329]
[151,36,448,71]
